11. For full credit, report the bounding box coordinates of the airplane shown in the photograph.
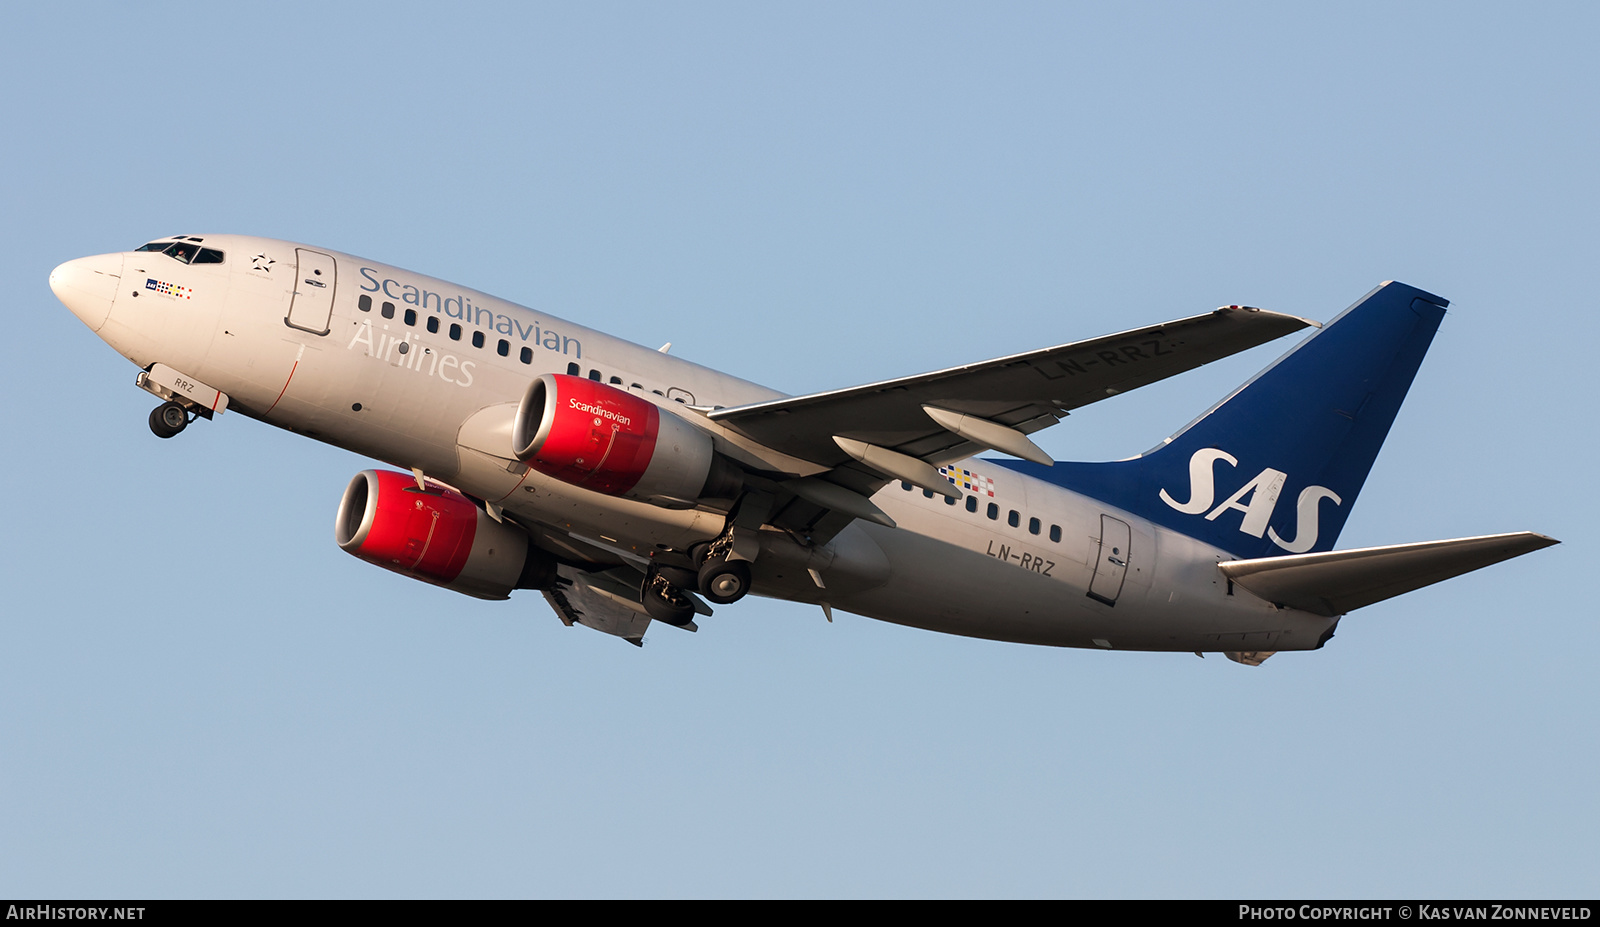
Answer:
[49,234,1557,663]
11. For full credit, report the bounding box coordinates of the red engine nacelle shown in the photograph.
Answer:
[511,373,738,505]
[335,469,547,600]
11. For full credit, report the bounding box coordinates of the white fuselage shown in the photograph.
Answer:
[58,235,1335,652]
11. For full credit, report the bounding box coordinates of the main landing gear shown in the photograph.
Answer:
[638,492,773,626]
[689,534,754,605]
[698,554,752,605]
[148,400,192,439]
[641,570,698,626]
[637,533,758,626]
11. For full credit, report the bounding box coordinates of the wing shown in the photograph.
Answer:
[702,306,1312,543]
[709,306,1313,470]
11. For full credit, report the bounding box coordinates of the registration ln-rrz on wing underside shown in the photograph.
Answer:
[51,235,1556,663]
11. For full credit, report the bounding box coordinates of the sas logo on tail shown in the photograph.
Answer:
[1158,448,1340,554]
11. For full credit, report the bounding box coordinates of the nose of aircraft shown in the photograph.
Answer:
[50,253,125,332]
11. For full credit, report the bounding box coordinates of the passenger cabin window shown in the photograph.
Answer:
[1008,510,1020,528]
[403,308,416,326]
[449,323,462,341]
[497,339,510,357]
[965,496,978,513]
[381,302,395,320]
[472,331,485,349]
[609,376,622,385]
[1049,525,1062,543]
[426,317,439,334]
[520,347,533,364]
[987,503,999,520]
[588,369,601,381]
[567,363,580,376]
[358,295,372,312]
[1028,517,1041,535]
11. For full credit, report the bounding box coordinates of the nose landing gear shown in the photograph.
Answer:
[134,364,230,440]
[148,400,192,439]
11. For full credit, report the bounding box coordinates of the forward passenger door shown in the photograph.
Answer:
[285,248,337,335]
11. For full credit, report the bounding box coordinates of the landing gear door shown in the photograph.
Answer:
[285,248,336,335]
[1087,514,1131,606]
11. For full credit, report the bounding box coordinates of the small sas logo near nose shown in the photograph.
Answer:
[144,278,193,300]
[1158,447,1341,553]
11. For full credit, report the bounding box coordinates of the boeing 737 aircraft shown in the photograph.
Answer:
[50,235,1556,663]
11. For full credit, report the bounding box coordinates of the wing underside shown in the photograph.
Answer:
[542,564,665,646]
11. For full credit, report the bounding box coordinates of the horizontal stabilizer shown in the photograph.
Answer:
[1218,532,1559,617]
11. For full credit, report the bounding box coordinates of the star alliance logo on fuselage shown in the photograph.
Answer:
[250,253,275,273]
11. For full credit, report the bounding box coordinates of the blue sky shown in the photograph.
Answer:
[2,2,1594,898]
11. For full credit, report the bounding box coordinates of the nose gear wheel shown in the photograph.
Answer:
[149,400,190,438]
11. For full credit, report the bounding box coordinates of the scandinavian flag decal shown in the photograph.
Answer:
[940,465,995,497]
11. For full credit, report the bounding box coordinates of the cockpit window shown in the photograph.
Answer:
[133,240,223,264]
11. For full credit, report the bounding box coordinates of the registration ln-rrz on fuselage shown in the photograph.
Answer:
[51,235,1556,662]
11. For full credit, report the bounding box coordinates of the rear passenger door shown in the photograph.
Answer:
[1087,514,1132,606]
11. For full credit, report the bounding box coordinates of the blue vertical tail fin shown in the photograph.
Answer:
[1007,282,1449,559]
